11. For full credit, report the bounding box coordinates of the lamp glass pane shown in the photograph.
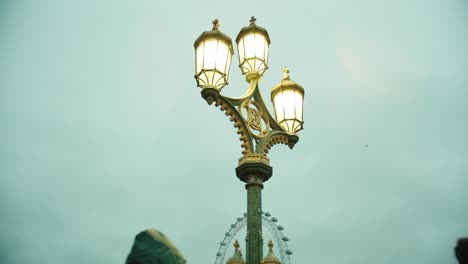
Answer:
[203,38,217,69]
[243,33,255,58]
[282,89,296,119]
[273,91,285,123]
[196,43,204,75]
[205,71,214,86]
[215,40,229,72]
[254,33,265,61]
[238,38,245,67]
[225,50,232,79]
[295,91,303,123]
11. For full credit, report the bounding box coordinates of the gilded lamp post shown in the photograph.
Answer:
[194,17,304,264]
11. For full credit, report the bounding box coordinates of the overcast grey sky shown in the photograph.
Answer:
[1,0,467,263]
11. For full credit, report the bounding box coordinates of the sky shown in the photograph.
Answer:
[1,0,467,263]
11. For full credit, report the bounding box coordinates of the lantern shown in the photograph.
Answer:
[271,67,304,133]
[235,17,270,77]
[194,19,234,90]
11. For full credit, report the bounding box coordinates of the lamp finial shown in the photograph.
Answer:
[250,16,257,25]
[212,19,219,30]
[282,66,290,80]
[268,240,274,249]
[234,240,240,250]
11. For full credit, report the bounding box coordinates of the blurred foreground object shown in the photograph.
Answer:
[126,229,186,264]
[456,238,468,264]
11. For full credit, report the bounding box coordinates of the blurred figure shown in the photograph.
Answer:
[456,238,468,264]
[126,229,186,264]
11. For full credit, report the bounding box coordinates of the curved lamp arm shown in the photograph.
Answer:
[201,77,299,165]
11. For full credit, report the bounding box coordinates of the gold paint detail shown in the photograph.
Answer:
[263,135,289,154]
[268,240,274,250]
[214,97,252,155]
[282,66,289,80]
[249,16,257,25]
[239,153,270,165]
[246,72,262,82]
[234,240,240,250]
[212,19,219,30]
[239,99,270,139]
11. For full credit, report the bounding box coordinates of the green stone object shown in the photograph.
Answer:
[126,229,186,264]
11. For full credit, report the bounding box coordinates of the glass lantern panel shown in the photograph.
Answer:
[281,89,296,120]
[295,91,303,123]
[196,43,204,75]
[205,71,214,86]
[254,33,266,61]
[238,38,245,67]
[215,41,229,73]
[225,51,232,79]
[242,33,256,59]
[203,38,217,69]
[273,91,285,124]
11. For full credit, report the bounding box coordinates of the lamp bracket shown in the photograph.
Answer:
[201,77,299,165]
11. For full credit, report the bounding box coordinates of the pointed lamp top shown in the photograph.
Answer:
[261,240,281,264]
[250,16,257,25]
[234,240,240,250]
[226,240,245,264]
[282,66,290,80]
[212,19,220,30]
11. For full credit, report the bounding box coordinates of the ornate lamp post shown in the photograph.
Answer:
[194,17,304,264]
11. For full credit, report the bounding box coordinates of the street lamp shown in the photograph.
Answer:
[194,17,304,264]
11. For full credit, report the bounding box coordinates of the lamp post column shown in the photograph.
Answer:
[236,161,272,264]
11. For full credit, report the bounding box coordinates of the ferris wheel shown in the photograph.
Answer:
[215,211,293,264]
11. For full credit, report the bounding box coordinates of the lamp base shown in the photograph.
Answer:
[236,161,272,184]
[201,87,220,105]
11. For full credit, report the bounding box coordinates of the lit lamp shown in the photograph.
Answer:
[271,67,304,134]
[236,16,271,79]
[194,19,234,90]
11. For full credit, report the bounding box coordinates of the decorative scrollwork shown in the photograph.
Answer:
[255,131,299,156]
[201,77,299,163]
[239,99,270,139]
[263,134,289,154]
[213,96,253,155]
[238,153,269,165]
